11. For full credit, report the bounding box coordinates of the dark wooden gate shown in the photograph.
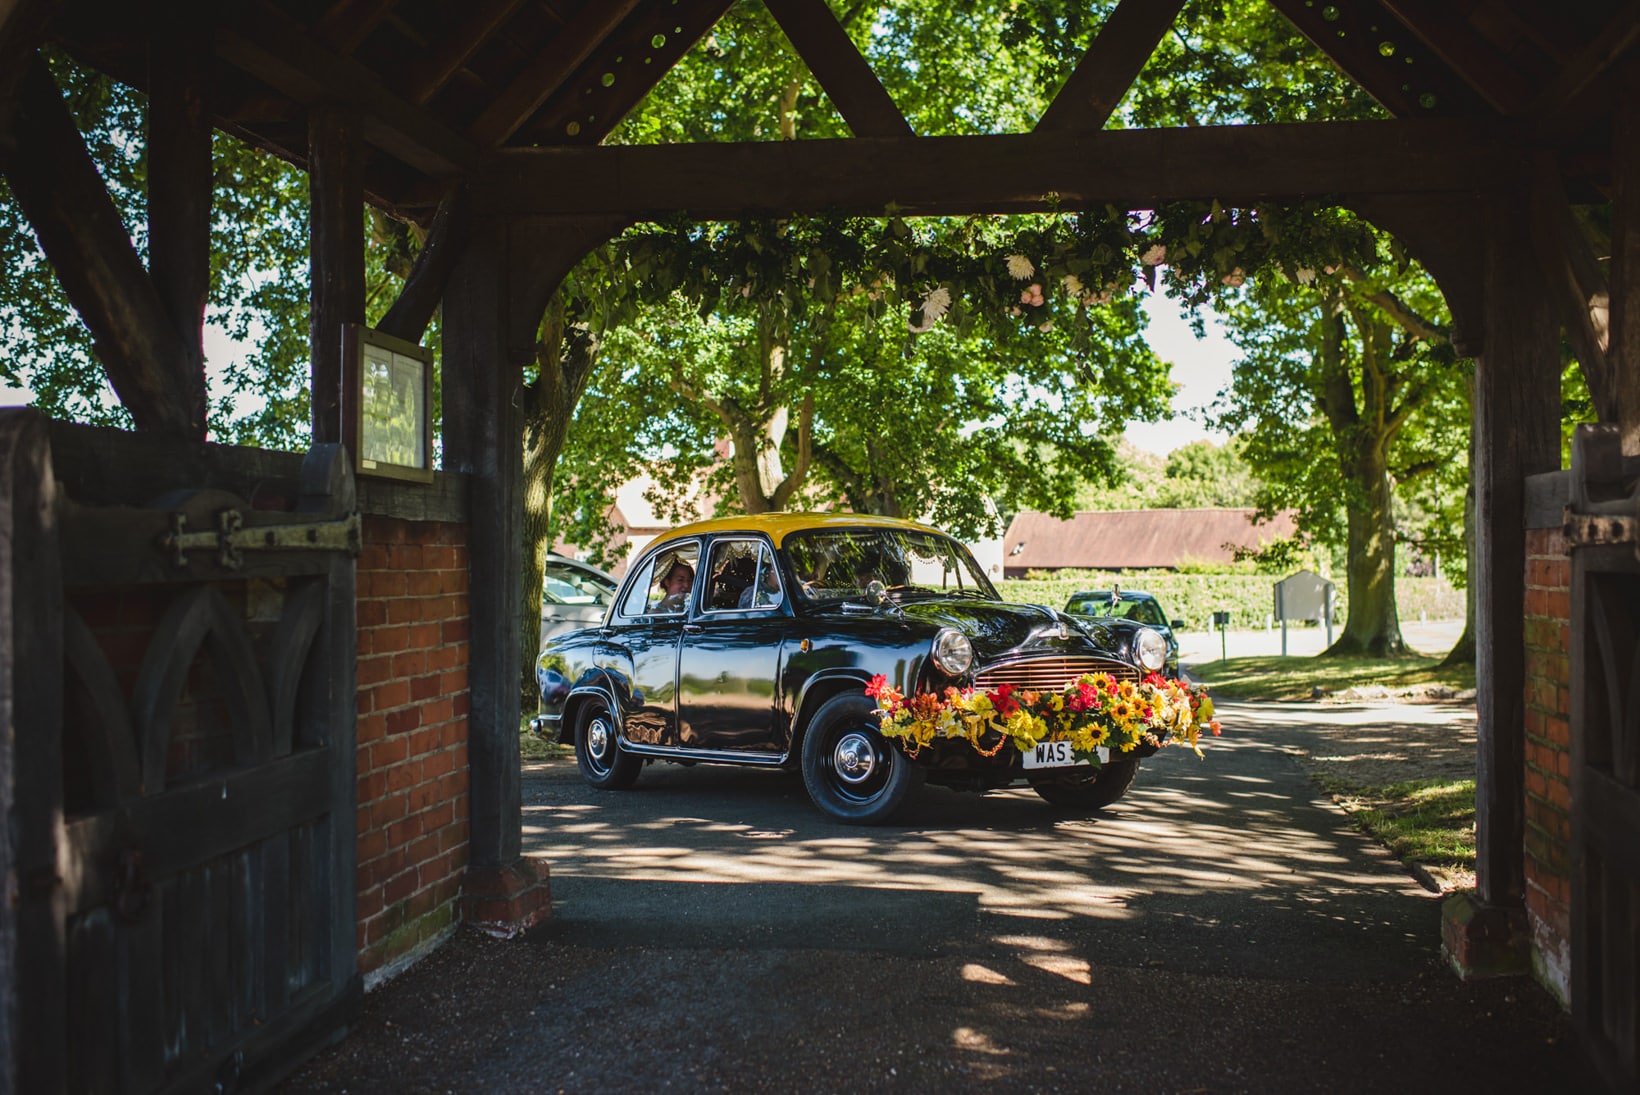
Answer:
[2,410,361,1094]
[1568,424,1640,1092]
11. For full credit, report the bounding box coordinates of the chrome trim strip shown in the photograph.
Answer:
[618,741,791,767]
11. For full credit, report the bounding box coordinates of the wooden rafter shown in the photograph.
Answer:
[217,0,478,176]
[522,0,737,146]
[465,0,643,149]
[399,0,526,107]
[314,0,396,55]
[0,57,201,437]
[1266,0,1489,117]
[1377,0,1530,114]
[0,0,55,150]
[1529,154,1615,423]
[480,119,1507,219]
[1035,0,1187,133]
[762,0,911,138]
[1524,2,1640,129]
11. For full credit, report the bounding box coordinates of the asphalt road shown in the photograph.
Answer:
[283,701,1601,1094]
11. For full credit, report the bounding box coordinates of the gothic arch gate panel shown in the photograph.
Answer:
[1568,425,1640,1091]
[1,410,360,1093]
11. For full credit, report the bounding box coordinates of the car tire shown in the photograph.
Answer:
[1028,757,1139,812]
[800,693,919,824]
[575,697,641,790]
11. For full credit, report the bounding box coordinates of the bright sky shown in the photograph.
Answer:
[1123,293,1238,457]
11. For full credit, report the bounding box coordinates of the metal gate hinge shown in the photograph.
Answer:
[160,509,362,568]
[1564,507,1640,554]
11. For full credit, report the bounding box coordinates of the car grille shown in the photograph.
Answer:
[973,656,1139,691]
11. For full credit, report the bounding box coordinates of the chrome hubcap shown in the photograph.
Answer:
[587,717,612,765]
[833,731,877,784]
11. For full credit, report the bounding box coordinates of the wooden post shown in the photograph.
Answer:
[308,105,364,446]
[443,214,623,934]
[1608,60,1640,453]
[147,14,213,428]
[0,410,64,1095]
[1443,186,1562,976]
[442,214,524,873]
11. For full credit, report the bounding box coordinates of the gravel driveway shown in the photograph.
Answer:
[281,701,1597,1094]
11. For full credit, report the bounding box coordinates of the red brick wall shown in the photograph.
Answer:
[1522,525,1571,1004]
[355,515,471,983]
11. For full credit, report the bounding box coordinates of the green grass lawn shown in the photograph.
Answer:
[1190,651,1476,702]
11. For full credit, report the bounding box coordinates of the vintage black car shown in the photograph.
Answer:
[533,514,1174,824]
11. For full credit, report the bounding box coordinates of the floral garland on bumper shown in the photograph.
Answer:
[865,672,1220,763]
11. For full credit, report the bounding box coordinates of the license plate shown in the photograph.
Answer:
[1022,742,1110,769]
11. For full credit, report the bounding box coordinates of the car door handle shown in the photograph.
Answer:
[683,624,704,634]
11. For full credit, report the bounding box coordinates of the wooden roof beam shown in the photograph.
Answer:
[1035,0,1187,133]
[478,119,1509,219]
[762,0,911,138]
[466,0,643,148]
[314,0,397,56]
[1266,0,1486,118]
[1376,0,1530,114]
[1524,2,1640,129]
[525,0,737,145]
[400,0,526,107]
[217,0,478,176]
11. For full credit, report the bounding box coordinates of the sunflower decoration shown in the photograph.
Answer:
[867,671,1219,765]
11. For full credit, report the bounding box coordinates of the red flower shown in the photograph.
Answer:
[865,674,889,699]
[990,682,1019,718]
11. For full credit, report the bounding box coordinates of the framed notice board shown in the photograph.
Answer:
[342,325,434,483]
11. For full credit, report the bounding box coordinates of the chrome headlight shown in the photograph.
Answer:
[1135,627,1168,672]
[930,628,974,676]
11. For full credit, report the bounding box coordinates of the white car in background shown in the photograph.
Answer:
[539,554,618,647]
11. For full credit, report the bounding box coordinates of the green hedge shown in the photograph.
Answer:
[996,572,1463,631]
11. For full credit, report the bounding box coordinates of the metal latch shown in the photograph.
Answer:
[161,508,362,568]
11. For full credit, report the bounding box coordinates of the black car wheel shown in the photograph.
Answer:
[1028,757,1139,812]
[575,697,641,790]
[801,693,919,824]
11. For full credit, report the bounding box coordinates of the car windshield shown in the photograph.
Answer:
[1067,593,1167,627]
[781,527,997,604]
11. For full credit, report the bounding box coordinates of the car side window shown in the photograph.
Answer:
[618,543,700,617]
[704,539,781,612]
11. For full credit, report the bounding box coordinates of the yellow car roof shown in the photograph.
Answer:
[650,512,946,550]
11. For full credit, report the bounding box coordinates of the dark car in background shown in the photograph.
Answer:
[539,553,619,648]
[1064,589,1183,675]
[532,514,1182,824]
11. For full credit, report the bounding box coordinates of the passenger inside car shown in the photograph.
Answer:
[653,557,694,612]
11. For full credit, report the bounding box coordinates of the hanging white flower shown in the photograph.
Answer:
[1140,243,1167,266]
[1005,254,1035,280]
[921,285,951,322]
[1061,273,1084,296]
[1294,266,1316,285]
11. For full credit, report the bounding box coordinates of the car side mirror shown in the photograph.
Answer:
[864,579,889,606]
[1171,619,1184,629]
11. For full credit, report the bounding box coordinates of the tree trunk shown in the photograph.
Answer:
[1326,450,1408,656]
[1438,427,1478,668]
[1315,303,1408,658]
[519,299,598,705]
